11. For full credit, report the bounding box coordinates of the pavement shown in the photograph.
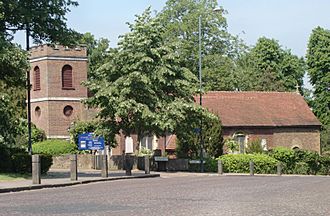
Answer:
[2,168,326,194]
[0,169,160,193]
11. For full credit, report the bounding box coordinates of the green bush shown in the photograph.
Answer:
[268,147,296,174]
[219,154,278,174]
[268,147,322,175]
[246,139,264,154]
[11,153,53,174]
[204,158,218,172]
[33,139,77,156]
[0,144,12,172]
[318,156,330,175]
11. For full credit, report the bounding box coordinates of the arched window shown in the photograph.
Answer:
[34,66,41,90]
[62,65,73,89]
[233,132,246,154]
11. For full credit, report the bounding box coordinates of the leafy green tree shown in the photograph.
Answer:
[176,114,223,158]
[79,33,111,79]
[86,8,204,146]
[306,26,330,148]
[0,0,79,147]
[236,37,305,92]
[0,0,79,44]
[157,0,246,80]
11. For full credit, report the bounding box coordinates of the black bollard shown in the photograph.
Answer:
[125,154,132,176]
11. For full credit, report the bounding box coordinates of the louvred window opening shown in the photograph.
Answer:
[34,66,41,91]
[62,65,74,89]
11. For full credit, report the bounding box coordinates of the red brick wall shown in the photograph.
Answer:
[223,126,320,153]
[29,45,88,138]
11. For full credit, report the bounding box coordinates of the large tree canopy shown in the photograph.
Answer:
[236,37,305,92]
[306,26,330,148]
[157,0,246,79]
[0,0,79,44]
[0,0,79,147]
[86,8,215,145]
[79,32,111,80]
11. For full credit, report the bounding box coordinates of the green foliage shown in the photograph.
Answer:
[15,122,46,148]
[0,39,28,87]
[223,138,239,154]
[0,144,52,174]
[219,154,278,174]
[69,120,100,145]
[86,8,200,143]
[158,0,246,80]
[246,139,264,154]
[0,92,22,146]
[268,147,296,173]
[268,147,323,175]
[79,32,111,79]
[33,140,77,156]
[176,112,222,158]
[236,37,305,92]
[10,153,52,174]
[306,26,330,149]
[1,0,80,45]
[137,147,153,156]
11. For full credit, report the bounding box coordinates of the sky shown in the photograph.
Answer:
[14,0,330,88]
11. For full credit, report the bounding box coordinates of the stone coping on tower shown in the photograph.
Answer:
[29,44,87,59]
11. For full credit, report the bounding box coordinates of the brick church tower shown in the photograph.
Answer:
[29,44,88,139]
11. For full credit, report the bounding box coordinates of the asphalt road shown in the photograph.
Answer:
[0,174,330,216]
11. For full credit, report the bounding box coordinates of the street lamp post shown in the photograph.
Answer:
[26,25,32,155]
[198,15,204,173]
[199,7,221,173]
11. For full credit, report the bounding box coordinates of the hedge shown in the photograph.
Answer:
[33,139,77,156]
[0,144,52,174]
[219,154,278,174]
[268,147,328,175]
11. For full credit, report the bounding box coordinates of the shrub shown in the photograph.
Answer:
[294,149,321,175]
[204,157,218,172]
[33,139,77,156]
[223,138,239,154]
[219,154,278,174]
[246,139,264,154]
[11,153,52,174]
[0,144,11,172]
[268,147,296,174]
[269,147,322,175]
[318,156,330,175]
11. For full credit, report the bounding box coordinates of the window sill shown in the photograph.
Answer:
[62,87,75,90]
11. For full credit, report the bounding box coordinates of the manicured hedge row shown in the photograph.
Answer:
[33,139,77,156]
[218,154,278,174]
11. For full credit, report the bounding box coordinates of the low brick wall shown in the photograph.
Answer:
[51,154,93,169]
[51,154,139,170]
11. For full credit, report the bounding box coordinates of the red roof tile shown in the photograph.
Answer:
[198,91,321,127]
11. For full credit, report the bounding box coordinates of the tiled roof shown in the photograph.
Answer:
[198,91,321,127]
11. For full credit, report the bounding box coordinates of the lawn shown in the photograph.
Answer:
[0,173,31,181]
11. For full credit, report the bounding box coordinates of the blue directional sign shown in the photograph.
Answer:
[78,132,105,150]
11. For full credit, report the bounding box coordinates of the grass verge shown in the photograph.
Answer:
[0,173,31,181]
